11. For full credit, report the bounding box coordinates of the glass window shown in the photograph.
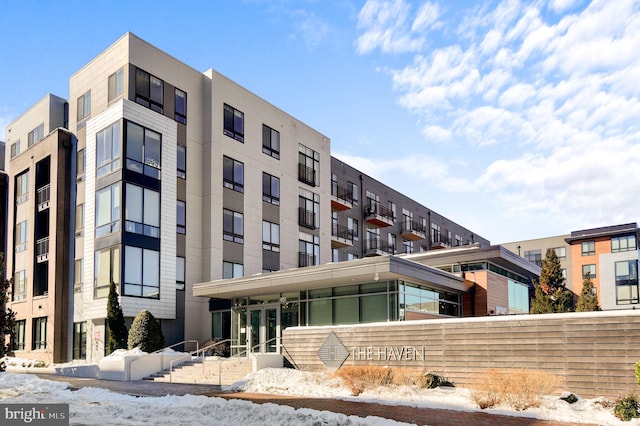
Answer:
[262,173,280,205]
[616,260,639,304]
[32,317,47,350]
[581,241,595,256]
[12,270,26,302]
[15,221,27,252]
[223,261,244,279]
[73,322,87,360]
[12,319,26,351]
[15,171,29,204]
[508,279,530,314]
[177,145,186,179]
[135,67,164,113]
[347,217,359,240]
[223,104,244,142]
[77,91,91,121]
[10,140,20,158]
[299,233,319,267]
[126,121,161,179]
[298,188,319,229]
[524,249,542,267]
[96,183,120,237]
[298,144,319,186]
[77,148,86,179]
[223,209,244,243]
[177,200,186,234]
[108,68,124,102]
[348,182,358,205]
[96,121,121,178]
[74,259,83,293]
[431,223,441,244]
[553,246,566,260]
[124,183,159,238]
[176,257,185,290]
[612,235,637,253]
[75,203,84,232]
[262,124,280,159]
[28,123,44,147]
[582,264,596,278]
[123,246,160,298]
[175,88,187,124]
[223,156,244,192]
[94,246,120,298]
[262,221,280,252]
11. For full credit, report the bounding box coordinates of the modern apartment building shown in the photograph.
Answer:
[330,157,487,261]
[504,223,640,310]
[502,235,572,291]
[0,141,7,260]
[4,33,492,364]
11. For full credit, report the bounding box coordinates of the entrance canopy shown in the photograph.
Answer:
[193,255,470,299]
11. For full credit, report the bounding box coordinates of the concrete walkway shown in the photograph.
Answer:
[34,374,597,426]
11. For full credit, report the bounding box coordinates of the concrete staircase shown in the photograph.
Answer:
[145,356,253,386]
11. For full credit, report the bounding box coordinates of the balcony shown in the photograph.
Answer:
[37,184,50,211]
[364,238,396,257]
[331,223,354,248]
[298,163,316,187]
[298,208,316,229]
[401,219,427,241]
[364,203,394,227]
[299,252,316,267]
[431,236,452,250]
[36,237,49,263]
[331,182,353,211]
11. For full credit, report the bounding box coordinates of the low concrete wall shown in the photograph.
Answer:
[251,353,283,371]
[282,310,640,398]
[97,352,188,381]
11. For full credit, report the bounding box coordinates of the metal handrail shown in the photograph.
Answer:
[127,339,199,381]
[169,339,232,384]
[216,337,280,386]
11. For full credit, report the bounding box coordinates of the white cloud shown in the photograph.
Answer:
[354,0,640,240]
[411,2,440,33]
[355,0,429,54]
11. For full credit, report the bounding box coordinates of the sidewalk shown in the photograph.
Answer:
[34,374,597,426]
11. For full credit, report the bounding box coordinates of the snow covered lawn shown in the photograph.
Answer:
[1,357,638,425]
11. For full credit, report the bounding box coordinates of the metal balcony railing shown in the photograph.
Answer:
[365,238,395,254]
[403,219,427,234]
[36,237,49,262]
[331,223,354,242]
[298,208,316,229]
[365,202,395,221]
[298,252,316,267]
[37,184,50,210]
[298,163,316,186]
[331,182,354,204]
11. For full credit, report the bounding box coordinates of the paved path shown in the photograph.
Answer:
[34,374,596,426]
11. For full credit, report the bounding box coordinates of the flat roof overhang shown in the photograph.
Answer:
[193,255,469,299]
[400,244,541,282]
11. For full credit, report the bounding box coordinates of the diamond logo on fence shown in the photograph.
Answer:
[317,332,349,371]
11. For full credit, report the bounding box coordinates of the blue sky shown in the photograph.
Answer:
[2,0,639,244]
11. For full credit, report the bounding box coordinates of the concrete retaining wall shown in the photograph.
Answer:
[282,310,640,398]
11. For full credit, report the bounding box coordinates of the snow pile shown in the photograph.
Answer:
[0,373,406,425]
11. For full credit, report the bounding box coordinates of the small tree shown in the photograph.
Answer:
[576,272,601,312]
[531,249,574,313]
[0,255,17,370]
[530,283,554,314]
[127,310,164,353]
[106,282,128,354]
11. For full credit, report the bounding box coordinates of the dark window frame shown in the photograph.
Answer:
[223,156,244,192]
[262,124,280,159]
[223,104,244,142]
[262,172,280,205]
[223,208,244,244]
[135,67,164,113]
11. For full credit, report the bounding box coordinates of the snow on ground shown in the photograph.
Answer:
[1,355,639,425]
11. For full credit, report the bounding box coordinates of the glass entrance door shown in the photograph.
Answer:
[247,305,279,353]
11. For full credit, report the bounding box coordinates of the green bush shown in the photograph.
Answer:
[635,361,640,388]
[127,310,165,353]
[614,394,640,421]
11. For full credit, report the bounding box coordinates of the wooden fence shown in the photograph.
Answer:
[282,310,640,398]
